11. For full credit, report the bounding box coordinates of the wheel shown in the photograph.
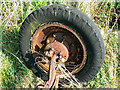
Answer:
[18,4,105,82]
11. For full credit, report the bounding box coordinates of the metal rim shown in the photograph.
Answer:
[31,23,87,74]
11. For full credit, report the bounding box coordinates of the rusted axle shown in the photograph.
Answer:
[43,41,69,88]
[44,54,58,88]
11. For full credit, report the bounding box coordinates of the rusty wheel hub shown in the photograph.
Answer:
[45,41,69,63]
[31,23,86,74]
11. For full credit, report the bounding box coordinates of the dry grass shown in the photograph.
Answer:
[0,0,119,88]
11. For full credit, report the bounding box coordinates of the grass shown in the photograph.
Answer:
[0,1,119,88]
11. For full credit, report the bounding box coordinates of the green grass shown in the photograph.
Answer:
[1,28,27,88]
[0,1,119,88]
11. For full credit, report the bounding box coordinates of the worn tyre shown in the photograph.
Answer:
[18,4,105,82]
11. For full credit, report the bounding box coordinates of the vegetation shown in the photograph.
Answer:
[0,1,119,88]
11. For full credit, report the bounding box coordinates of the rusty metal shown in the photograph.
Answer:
[45,41,69,63]
[31,23,87,74]
[44,53,58,88]
[43,41,69,88]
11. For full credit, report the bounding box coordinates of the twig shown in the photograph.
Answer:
[111,14,119,31]
[3,48,27,68]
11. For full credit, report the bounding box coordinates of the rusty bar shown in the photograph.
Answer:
[44,54,57,88]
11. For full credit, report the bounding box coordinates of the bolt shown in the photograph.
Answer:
[49,50,53,55]
[51,48,54,51]
[59,56,62,59]
[61,58,65,62]
[47,39,50,43]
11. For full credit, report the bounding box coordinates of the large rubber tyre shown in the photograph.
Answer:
[18,4,105,82]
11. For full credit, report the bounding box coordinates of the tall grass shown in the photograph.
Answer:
[0,1,119,88]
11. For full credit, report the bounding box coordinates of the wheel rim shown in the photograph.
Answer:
[31,23,87,74]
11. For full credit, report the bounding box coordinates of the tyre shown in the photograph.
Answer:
[18,4,105,82]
